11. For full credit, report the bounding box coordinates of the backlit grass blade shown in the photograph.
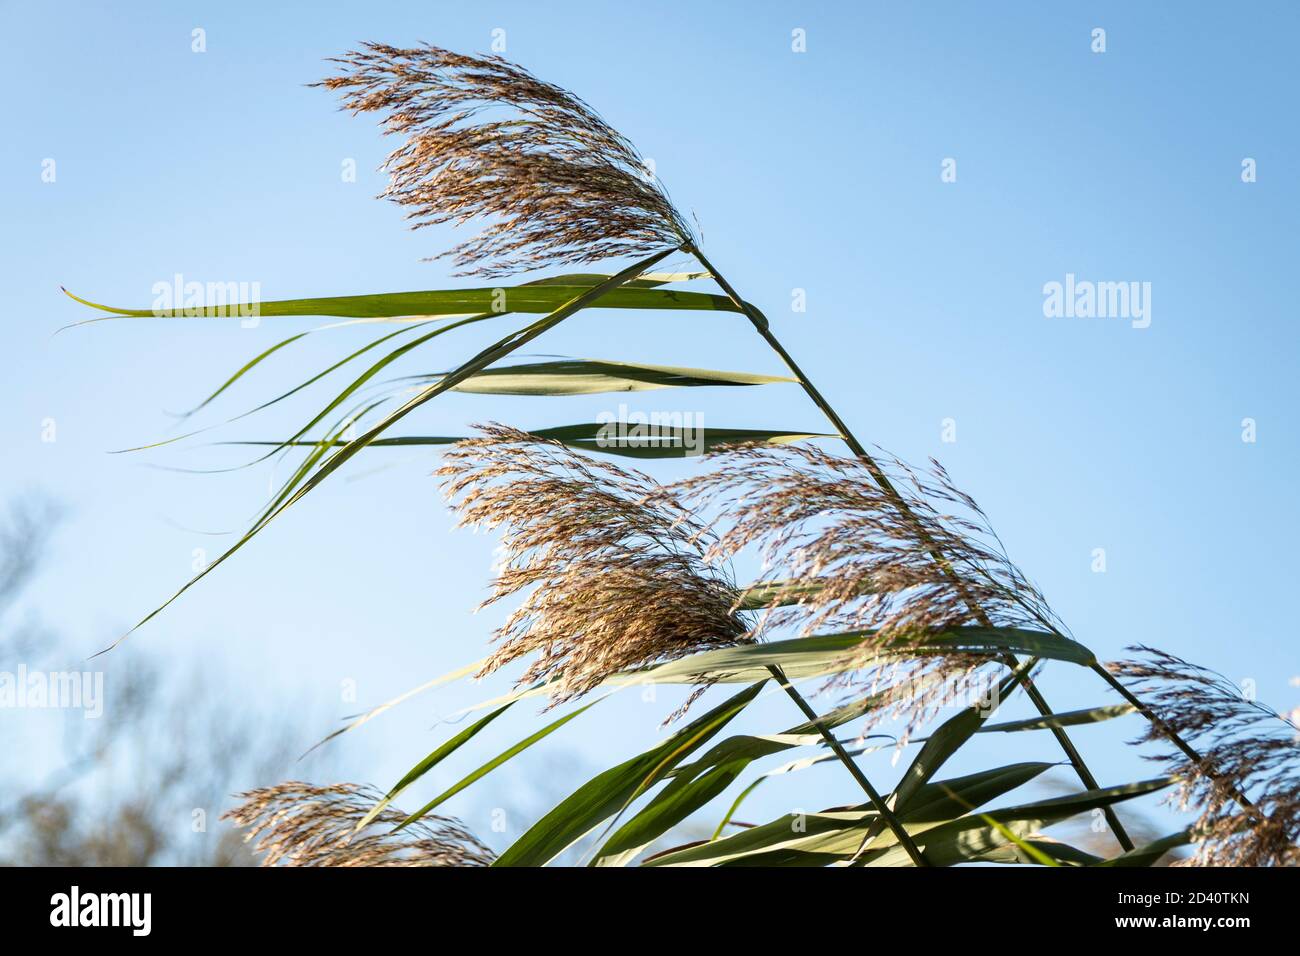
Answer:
[62,283,739,319]
[169,271,699,419]
[221,424,833,460]
[612,628,1091,687]
[302,656,488,756]
[837,662,1034,863]
[186,330,310,417]
[355,702,514,830]
[896,762,1055,823]
[493,681,765,867]
[711,778,766,841]
[976,703,1137,735]
[113,320,450,454]
[405,359,793,395]
[595,761,747,866]
[1095,828,1194,867]
[396,698,603,830]
[247,397,390,532]
[212,310,503,472]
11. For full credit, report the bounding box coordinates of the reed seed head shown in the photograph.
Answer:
[223,782,495,867]
[315,43,694,277]
[675,443,1059,644]
[671,442,1065,737]
[1108,647,1300,867]
[438,424,746,704]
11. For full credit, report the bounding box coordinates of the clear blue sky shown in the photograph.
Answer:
[3,1,1297,850]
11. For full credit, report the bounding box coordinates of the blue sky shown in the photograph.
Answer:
[3,1,1297,853]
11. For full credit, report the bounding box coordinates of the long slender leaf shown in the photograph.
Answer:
[493,681,765,867]
[303,657,488,756]
[613,628,1090,688]
[976,703,1136,735]
[594,760,749,866]
[980,835,1102,866]
[1095,827,1194,867]
[63,283,739,319]
[355,702,514,829]
[223,424,830,460]
[404,359,792,395]
[396,698,603,830]
[899,761,1056,823]
[168,271,701,419]
[237,311,500,474]
[711,777,766,841]
[841,663,1033,862]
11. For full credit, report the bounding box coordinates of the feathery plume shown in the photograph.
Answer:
[438,424,746,704]
[1108,647,1300,867]
[314,43,693,276]
[223,782,495,867]
[671,443,1066,737]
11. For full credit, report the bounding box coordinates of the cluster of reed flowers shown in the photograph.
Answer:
[314,43,693,277]
[223,782,495,867]
[1108,648,1300,866]
[438,424,747,704]
[673,442,1067,737]
[439,431,1070,740]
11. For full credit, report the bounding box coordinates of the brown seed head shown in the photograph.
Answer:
[670,442,1065,737]
[315,43,693,276]
[1108,647,1300,867]
[674,443,1059,645]
[438,424,746,704]
[222,782,495,867]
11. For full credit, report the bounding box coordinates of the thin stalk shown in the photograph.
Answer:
[766,664,929,866]
[686,241,1137,851]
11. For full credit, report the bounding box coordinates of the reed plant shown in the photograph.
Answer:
[67,43,1297,867]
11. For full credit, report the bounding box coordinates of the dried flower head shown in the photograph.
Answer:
[223,782,495,867]
[675,443,1060,644]
[1108,647,1300,867]
[671,443,1066,737]
[315,43,693,276]
[438,424,746,703]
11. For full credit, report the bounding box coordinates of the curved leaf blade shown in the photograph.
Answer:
[976,703,1137,735]
[63,284,739,319]
[397,698,603,830]
[420,359,793,395]
[493,681,765,867]
[355,702,514,830]
[222,424,832,460]
[615,627,1092,688]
